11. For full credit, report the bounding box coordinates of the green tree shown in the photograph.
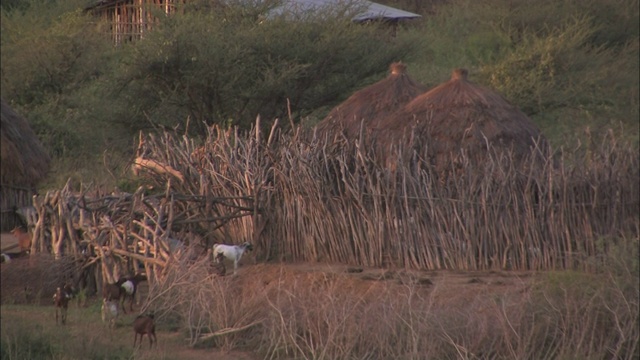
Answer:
[1,0,118,156]
[114,1,412,134]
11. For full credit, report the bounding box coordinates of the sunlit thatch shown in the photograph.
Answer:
[1,99,50,187]
[315,62,427,139]
[375,68,548,168]
[1,99,51,230]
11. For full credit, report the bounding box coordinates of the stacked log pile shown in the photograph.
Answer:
[25,151,259,288]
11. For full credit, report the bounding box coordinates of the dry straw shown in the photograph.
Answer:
[0,98,51,187]
[374,68,548,169]
[1,98,51,230]
[315,62,427,140]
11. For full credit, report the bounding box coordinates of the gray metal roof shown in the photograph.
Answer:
[268,0,421,22]
[85,0,421,22]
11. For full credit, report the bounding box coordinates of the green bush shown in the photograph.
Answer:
[1,0,638,188]
[400,0,639,146]
[1,0,123,159]
[0,323,58,360]
[482,16,613,115]
[113,1,412,134]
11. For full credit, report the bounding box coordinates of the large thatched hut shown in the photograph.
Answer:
[374,68,547,169]
[315,62,427,139]
[1,99,51,231]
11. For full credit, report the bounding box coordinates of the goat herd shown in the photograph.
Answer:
[41,241,254,350]
[99,272,157,348]
[46,268,158,349]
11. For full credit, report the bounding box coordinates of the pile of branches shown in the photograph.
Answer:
[23,173,257,288]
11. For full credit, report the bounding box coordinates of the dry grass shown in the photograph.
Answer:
[2,244,637,359]
[142,247,638,359]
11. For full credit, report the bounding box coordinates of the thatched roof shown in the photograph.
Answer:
[1,99,51,187]
[315,62,427,139]
[374,68,547,166]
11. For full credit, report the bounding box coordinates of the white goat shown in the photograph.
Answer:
[101,298,119,328]
[212,242,253,275]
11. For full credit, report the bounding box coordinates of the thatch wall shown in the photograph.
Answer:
[0,99,50,231]
[315,62,427,139]
[374,68,548,169]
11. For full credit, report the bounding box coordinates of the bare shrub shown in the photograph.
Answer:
[146,251,266,349]
[141,249,637,359]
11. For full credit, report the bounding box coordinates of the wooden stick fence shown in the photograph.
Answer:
[129,122,638,272]
[23,121,639,285]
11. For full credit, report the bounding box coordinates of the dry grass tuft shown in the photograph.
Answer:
[142,257,638,359]
[1,253,81,305]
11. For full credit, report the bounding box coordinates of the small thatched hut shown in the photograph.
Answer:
[374,68,547,169]
[1,99,51,231]
[315,62,427,139]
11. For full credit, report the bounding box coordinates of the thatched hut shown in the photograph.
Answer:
[1,99,51,231]
[374,68,547,169]
[315,62,427,139]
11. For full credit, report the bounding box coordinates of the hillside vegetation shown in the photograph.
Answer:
[1,2,638,359]
[1,0,638,189]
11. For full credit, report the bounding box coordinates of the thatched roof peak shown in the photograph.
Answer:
[390,62,407,75]
[451,68,468,81]
[315,62,427,139]
[404,67,513,111]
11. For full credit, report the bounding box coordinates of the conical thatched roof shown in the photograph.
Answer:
[374,68,547,167]
[1,99,51,187]
[315,62,427,139]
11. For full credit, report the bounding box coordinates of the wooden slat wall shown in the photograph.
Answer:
[92,0,185,45]
[0,185,35,232]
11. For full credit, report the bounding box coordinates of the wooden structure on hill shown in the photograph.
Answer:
[0,99,51,232]
[85,0,420,45]
[85,0,186,44]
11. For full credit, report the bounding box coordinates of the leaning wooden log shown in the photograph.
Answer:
[110,248,166,268]
[188,320,263,346]
[132,157,185,184]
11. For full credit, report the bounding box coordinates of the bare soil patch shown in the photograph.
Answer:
[1,232,19,252]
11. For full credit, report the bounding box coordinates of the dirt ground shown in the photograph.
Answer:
[1,232,19,252]
[1,233,534,359]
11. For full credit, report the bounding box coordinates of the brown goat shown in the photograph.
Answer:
[133,314,156,349]
[53,284,75,325]
[102,280,127,313]
[10,226,31,252]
